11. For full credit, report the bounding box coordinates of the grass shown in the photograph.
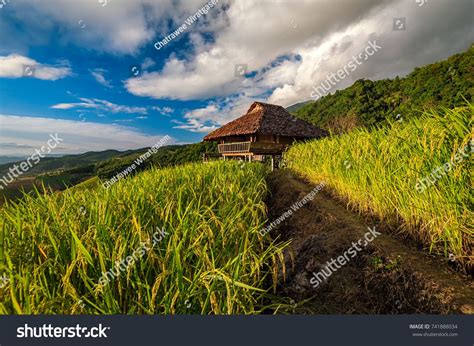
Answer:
[70,176,100,191]
[0,161,288,314]
[285,104,473,264]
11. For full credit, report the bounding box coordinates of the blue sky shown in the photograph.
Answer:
[0,0,472,156]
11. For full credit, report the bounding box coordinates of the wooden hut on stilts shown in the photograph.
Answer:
[203,102,327,170]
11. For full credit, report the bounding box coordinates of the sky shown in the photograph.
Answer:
[0,0,472,156]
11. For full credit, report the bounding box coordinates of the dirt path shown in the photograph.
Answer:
[266,170,473,314]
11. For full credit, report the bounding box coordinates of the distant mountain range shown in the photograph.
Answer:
[0,157,27,165]
[0,155,69,165]
[0,149,148,177]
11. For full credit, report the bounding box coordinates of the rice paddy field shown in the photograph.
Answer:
[0,162,288,314]
[285,104,473,267]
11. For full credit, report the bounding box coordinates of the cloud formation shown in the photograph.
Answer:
[51,97,148,115]
[0,54,72,80]
[90,68,113,88]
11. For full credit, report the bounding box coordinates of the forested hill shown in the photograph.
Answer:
[292,44,473,133]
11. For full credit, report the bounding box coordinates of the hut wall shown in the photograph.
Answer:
[257,134,274,143]
[222,135,251,143]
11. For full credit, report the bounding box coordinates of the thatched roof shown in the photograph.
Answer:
[204,102,327,141]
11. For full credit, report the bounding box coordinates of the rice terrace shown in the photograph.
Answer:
[0,0,473,345]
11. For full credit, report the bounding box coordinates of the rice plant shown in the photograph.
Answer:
[285,104,473,264]
[0,162,288,314]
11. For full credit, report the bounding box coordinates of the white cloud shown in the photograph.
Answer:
[0,54,72,80]
[141,58,156,70]
[125,0,389,100]
[173,104,221,133]
[51,97,148,115]
[151,106,174,116]
[51,96,176,121]
[0,114,173,156]
[174,95,259,133]
[90,68,112,88]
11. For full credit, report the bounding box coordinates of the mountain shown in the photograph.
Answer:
[286,100,311,113]
[0,148,148,177]
[0,156,27,165]
[95,142,216,179]
[293,44,473,133]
